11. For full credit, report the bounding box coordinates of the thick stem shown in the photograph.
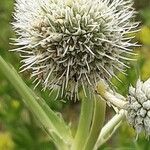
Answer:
[103,92,127,109]
[0,56,72,149]
[94,110,126,149]
[71,88,94,150]
[83,95,106,150]
[96,81,127,109]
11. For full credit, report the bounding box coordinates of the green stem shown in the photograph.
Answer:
[71,88,94,150]
[0,56,72,149]
[83,95,106,150]
[94,110,126,149]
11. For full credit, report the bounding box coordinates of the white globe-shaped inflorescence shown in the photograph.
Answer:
[12,0,138,99]
[126,79,150,136]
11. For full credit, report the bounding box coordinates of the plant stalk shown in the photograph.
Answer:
[71,88,94,150]
[0,56,72,149]
[94,110,126,149]
[83,95,106,150]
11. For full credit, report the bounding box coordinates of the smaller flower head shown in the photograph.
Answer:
[126,78,150,136]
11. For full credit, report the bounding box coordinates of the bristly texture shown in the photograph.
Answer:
[126,79,150,136]
[12,0,138,99]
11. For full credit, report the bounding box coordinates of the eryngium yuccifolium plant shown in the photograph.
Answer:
[12,0,138,99]
[126,79,150,136]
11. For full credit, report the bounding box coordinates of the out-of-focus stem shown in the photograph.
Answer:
[94,110,126,149]
[71,88,94,150]
[83,95,106,150]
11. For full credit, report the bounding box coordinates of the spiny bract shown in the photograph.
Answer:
[12,0,138,99]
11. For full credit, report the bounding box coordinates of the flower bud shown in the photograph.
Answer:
[126,79,150,135]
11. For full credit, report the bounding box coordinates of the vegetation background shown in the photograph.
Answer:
[0,0,150,149]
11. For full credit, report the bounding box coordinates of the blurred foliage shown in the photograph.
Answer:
[0,0,150,150]
[0,132,14,150]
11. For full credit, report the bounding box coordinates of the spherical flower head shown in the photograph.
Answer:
[12,0,138,99]
[126,78,150,136]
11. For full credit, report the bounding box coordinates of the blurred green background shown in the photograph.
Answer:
[0,0,150,150]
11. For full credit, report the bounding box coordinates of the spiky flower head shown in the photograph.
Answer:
[12,0,138,99]
[126,79,150,136]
